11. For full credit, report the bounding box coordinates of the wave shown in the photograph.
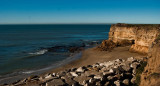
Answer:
[28,49,48,55]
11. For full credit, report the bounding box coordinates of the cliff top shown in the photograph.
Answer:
[112,23,160,29]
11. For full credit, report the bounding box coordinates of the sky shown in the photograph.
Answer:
[0,0,160,24]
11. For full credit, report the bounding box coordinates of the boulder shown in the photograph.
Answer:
[94,74,103,80]
[103,61,114,67]
[130,62,140,69]
[104,81,110,86]
[83,70,100,77]
[131,76,136,84]
[114,80,121,86]
[76,67,85,73]
[74,75,91,85]
[95,81,101,86]
[107,76,114,80]
[127,57,136,62]
[46,79,65,86]
[61,76,77,85]
[122,65,131,72]
[122,79,129,85]
[70,72,78,77]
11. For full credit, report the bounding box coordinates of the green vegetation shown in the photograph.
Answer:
[114,23,160,29]
[148,73,160,79]
[132,61,147,86]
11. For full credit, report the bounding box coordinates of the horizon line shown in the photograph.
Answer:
[0,22,160,25]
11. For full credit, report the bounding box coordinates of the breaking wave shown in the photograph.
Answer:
[28,49,48,55]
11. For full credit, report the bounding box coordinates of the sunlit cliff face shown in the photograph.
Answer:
[109,24,160,54]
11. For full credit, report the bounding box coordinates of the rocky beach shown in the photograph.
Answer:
[1,23,160,86]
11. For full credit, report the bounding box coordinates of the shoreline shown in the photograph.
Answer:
[0,52,83,84]
[45,46,146,74]
[0,45,146,85]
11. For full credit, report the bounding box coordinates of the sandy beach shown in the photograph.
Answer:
[45,45,146,74]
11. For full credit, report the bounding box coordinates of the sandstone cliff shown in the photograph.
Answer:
[140,39,160,86]
[109,23,160,54]
[107,23,160,86]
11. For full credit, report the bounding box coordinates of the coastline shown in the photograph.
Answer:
[46,46,145,74]
[0,45,145,85]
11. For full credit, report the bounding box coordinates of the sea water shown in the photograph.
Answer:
[0,24,111,78]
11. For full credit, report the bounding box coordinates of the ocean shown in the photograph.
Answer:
[0,24,110,80]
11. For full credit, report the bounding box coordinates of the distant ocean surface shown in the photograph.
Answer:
[0,24,111,78]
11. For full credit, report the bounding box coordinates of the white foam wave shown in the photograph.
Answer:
[29,49,48,55]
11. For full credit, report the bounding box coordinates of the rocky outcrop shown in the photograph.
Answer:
[2,57,144,86]
[140,39,160,86]
[109,23,160,54]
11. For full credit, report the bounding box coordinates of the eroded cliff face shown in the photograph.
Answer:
[140,40,160,86]
[109,24,160,54]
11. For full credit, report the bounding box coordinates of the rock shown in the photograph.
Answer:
[57,71,66,77]
[109,69,114,73]
[88,78,97,85]
[114,74,122,80]
[95,81,101,86]
[74,75,91,85]
[107,76,114,80]
[61,76,76,85]
[28,75,39,81]
[94,74,103,80]
[131,76,136,84]
[71,68,77,72]
[122,65,131,72]
[127,57,136,62]
[114,80,121,86]
[130,62,140,69]
[83,70,100,77]
[104,81,110,86]
[70,72,78,77]
[45,74,53,79]
[76,67,85,73]
[46,79,65,86]
[52,73,56,76]
[103,72,113,76]
[103,61,114,67]
[122,79,129,85]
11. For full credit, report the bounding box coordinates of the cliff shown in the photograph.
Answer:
[109,23,160,54]
[107,23,160,86]
[140,39,160,86]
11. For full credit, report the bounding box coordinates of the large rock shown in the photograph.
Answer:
[122,79,129,85]
[61,76,77,85]
[70,72,78,77]
[114,80,121,86]
[74,75,91,85]
[46,79,65,86]
[76,67,85,73]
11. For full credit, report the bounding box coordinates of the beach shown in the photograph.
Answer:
[48,46,145,74]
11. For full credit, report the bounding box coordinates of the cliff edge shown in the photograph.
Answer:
[109,23,160,54]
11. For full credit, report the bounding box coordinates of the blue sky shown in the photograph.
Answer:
[0,0,160,24]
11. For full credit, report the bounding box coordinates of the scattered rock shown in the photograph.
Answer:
[76,67,85,73]
[114,80,121,86]
[70,72,78,77]
[131,76,136,84]
[7,58,143,86]
[122,79,129,85]
[74,75,91,85]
